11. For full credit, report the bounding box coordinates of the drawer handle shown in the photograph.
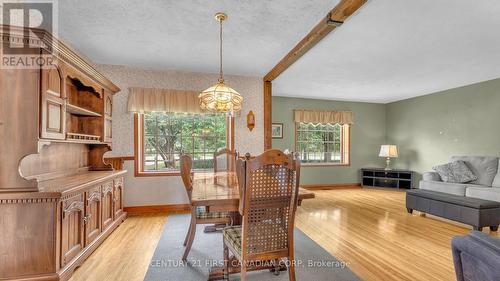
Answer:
[82,214,92,224]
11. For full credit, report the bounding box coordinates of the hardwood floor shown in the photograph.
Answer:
[69,188,499,281]
[69,213,167,281]
[295,188,500,281]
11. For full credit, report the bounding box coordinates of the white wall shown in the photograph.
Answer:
[96,64,263,206]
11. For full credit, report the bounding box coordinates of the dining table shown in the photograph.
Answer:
[191,171,315,218]
[190,171,315,280]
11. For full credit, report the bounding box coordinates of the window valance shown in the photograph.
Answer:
[127,87,203,114]
[294,109,353,125]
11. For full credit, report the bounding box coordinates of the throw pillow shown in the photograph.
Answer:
[432,161,478,183]
[450,156,498,186]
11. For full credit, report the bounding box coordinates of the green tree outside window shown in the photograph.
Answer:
[143,112,227,171]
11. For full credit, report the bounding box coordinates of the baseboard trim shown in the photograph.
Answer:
[124,204,190,215]
[301,183,361,190]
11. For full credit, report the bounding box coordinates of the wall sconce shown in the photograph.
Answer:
[247,111,255,131]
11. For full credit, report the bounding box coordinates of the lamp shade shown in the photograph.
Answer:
[199,81,243,114]
[379,145,398,158]
[199,12,243,115]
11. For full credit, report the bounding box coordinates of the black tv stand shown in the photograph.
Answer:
[361,168,414,189]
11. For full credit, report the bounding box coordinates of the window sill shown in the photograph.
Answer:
[301,163,350,167]
[134,171,181,177]
[134,169,215,177]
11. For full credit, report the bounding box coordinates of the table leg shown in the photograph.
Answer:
[230,211,241,225]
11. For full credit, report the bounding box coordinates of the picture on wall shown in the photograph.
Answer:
[272,123,283,139]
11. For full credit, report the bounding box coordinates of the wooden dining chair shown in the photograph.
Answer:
[213,148,238,174]
[222,149,301,281]
[180,154,231,261]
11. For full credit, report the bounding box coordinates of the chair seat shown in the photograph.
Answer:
[195,206,230,220]
[223,226,242,253]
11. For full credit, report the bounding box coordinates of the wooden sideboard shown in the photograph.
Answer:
[0,172,126,281]
[0,25,126,280]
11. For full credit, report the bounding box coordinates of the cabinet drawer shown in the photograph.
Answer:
[61,193,85,267]
[113,177,124,218]
[85,186,102,246]
[102,181,114,230]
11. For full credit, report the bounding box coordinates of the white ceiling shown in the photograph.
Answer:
[59,1,500,103]
[274,0,500,103]
[58,0,337,76]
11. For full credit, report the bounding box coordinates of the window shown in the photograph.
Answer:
[295,122,350,166]
[135,112,232,176]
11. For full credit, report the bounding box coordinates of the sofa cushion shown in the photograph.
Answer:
[466,186,500,203]
[419,180,467,196]
[432,161,477,183]
[450,156,498,186]
[492,159,500,188]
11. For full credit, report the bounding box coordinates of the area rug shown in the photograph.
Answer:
[144,214,361,281]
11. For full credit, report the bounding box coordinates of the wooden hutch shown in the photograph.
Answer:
[0,25,126,280]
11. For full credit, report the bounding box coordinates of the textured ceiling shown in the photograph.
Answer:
[59,0,337,77]
[274,0,500,103]
[59,1,500,103]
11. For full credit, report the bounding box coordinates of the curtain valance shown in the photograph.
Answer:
[294,109,353,125]
[127,87,203,114]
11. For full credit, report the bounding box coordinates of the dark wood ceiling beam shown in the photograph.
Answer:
[263,81,272,150]
[263,0,367,82]
[262,0,367,150]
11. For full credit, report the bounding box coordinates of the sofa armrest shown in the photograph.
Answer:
[470,231,500,253]
[423,171,442,181]
[452,231,500,281]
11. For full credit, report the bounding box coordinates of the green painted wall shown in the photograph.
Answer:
[386,78,500,178]
[273,78,500,186]
[272,96,386,185]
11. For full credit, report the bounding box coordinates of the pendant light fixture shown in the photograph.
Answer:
[199,12,243,115]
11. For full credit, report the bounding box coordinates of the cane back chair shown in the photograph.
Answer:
[213,148,238,175]
[180,154,231,261]
[222,149,301,281]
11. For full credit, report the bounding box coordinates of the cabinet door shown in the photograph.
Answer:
[85,186,102,246]
[101,181,114,230]
[61,193,85,267]
[113,177,124,218]
[103,91,113,143]
[40,63,66,139]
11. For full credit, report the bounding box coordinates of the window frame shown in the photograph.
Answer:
[294,122,351,167]
[134,113,234,177]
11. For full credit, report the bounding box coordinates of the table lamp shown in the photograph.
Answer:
[379,145,398,170]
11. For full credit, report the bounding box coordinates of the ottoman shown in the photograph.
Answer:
[406,189,500,231]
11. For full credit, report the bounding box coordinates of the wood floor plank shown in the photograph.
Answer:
[69,213,168,281]
[295,188,500,281]
[69,189,499,281]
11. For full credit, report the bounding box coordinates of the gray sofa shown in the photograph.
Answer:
[452,231,500,281]
[420,156,500,202]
